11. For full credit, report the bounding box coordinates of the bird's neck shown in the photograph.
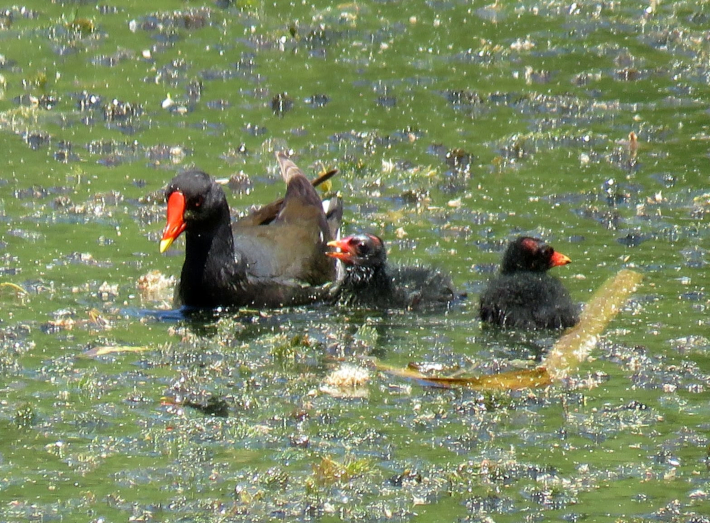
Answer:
[179,216,245,306]
[501,266,546,276]
[185,216,234,264]
[342,264,393,296]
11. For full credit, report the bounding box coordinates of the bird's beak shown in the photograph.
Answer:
[160,191,187,253]
[550,251,572,267]
[326,238,354,262]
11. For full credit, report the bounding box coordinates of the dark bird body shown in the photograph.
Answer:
[479,237,578,329]
[327,234,458,310]
[160,153,340,309]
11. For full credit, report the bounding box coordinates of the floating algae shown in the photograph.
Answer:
[380,269,643,390]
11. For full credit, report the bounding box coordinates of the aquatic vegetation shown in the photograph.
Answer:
[0,0,709,522]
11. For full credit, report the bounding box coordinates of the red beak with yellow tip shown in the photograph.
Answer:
[160,191,187,253]
[326,237,356,262]
[550,251,572,268]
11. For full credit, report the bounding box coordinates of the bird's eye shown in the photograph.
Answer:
[355,241,370,255]
[194,195,204,208]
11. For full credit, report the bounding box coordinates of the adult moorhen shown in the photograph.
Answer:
[479,236,579,329]
[326,233,459,310]
[160,152,341,309]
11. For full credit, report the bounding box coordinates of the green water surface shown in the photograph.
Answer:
[1,1,709,522]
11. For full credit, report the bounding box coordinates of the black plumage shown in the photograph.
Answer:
[327,233,458,310]
[479,236,579,329]
[159,152,341,309]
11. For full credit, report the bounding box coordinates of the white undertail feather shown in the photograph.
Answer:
[323,195,345,282]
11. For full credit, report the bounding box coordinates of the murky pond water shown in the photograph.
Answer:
[1,1,709,521]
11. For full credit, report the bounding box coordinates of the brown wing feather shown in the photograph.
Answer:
[235,165,337,227]
[230,153,339,285]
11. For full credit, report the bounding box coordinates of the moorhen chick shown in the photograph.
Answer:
[159,152,340,309]
[479,236,579,329]
[326,233,458,310]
